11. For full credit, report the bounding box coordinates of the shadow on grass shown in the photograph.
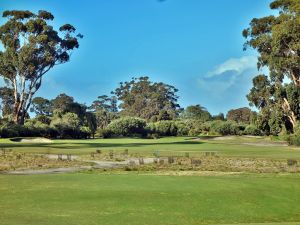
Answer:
[1,140,205,150]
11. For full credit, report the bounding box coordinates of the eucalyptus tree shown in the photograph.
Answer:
[243,0,300,132]
[51,93,74,113]
[0,87,14,117]
[30,97,51,116]
[90,95,118,113]
[0,10,82,124]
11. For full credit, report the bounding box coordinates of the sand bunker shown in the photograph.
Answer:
[10,138,53,143]
[210,136,236,141]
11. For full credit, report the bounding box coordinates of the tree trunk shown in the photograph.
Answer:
[282,98,297,131]
[12,100,27,125]
[291,71,300,87]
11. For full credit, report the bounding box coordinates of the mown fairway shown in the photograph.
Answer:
[1,136,300,159]
[1,173,300,225]
[1,136,300,225]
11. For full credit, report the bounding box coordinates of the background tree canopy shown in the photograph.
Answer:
[112,76,181,121]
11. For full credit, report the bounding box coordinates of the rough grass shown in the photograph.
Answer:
[0,136,300,160]
[0,151,89,171]
[1,173,300,225]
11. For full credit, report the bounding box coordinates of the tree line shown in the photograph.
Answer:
[0,75,256,139]
[0,0,300,145]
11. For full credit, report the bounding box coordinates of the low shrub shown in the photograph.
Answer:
[0,123,20,138]
[96,128,113,138]
[243,125,262,136]
[153,120,178,136]
[175,121,189,136]
[209,120,240,135]
[286,125,300,146]
[107,117,147,137]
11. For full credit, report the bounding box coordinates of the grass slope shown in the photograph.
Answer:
[1,173,300,225]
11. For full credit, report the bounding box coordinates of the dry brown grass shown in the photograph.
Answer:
[0,150,88,172]
[127,156,300,173]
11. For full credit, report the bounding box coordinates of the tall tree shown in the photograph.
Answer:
[181,105,212,122]
[89,95,118,113]
[51,93,87,121]
[0,87,15,117]
[89,95,118,129]
[226,107,252,124]
[243,0,300,131]
[0,10,82,124]
[113,76,181,121]
[84,111,97,138]
[51,93,74,113]
[30,97,51,116]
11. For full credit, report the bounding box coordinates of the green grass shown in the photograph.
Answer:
[1,136,300,159]
[1,173,300,225]
[1,136,300,224]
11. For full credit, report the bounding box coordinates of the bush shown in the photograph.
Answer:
[286,125,300,146]
[35,115,51,125]
[0,123,21,138]
[154,120,178,136]
[209,120,240,135]
[184,119,203,136]
[244,125,262,136]
[24,119,56,137]
[146,120,190,137]
[79,126,92,139]
[107,117,147,137]
[96,128,113,138]
[175,121,189,136]
[50,112,81,138]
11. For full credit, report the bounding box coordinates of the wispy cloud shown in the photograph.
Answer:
[198,56,258,93]
[206,56,257,78]
[196,56,259,110]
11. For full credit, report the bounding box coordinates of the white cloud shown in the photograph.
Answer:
[194,56,271,113]
[197,55,260,100]
[206,56,257,78]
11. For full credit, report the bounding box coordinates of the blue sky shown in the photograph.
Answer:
[0,0,273,115]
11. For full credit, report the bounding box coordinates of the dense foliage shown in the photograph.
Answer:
[113,76,181,121]
[244,0,300,137]
[226,107,251,124]
[106,117,147,137]
[0,10,82,124]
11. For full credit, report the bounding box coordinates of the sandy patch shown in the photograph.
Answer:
[11,138,53,143]
[210,136,236,141]
[242,142,288,147]
[4,166,92,175]
[145,171,243,176]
